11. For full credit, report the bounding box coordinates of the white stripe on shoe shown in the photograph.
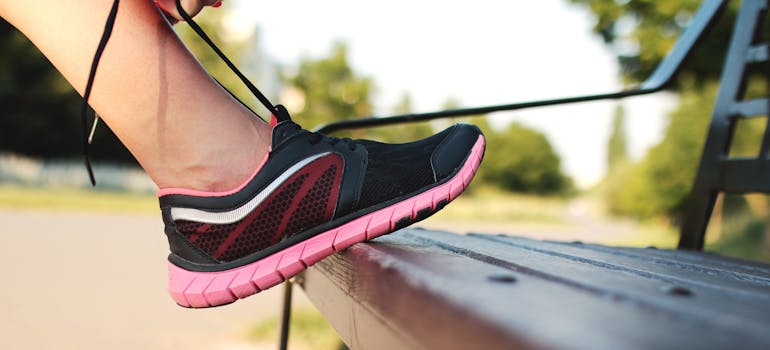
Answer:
[170,152,331,224]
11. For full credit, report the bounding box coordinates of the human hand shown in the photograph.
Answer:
[154,0,222,23]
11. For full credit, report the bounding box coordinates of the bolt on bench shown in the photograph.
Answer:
[279,0,770,349]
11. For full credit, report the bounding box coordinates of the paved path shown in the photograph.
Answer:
[0,209,309,350]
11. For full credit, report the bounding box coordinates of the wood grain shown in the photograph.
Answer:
[299,228,770,350]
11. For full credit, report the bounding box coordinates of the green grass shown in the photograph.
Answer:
[4,183,765,263]
[602,221,680,249]
[706,215,770,263]
[430,186,569,224]
[0,183,571,223]
[244,307,346,350]
[0,184,157,213]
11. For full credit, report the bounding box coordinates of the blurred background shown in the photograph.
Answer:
[1,0,769,349]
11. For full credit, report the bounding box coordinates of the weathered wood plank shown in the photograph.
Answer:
[479,234,770,295]
[405,230,770,339]
[299,229,770,349]
[565,241,770,279]
[300,236,540,350]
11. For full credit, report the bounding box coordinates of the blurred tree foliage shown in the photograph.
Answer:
[3,7,571,197]
[481,121,573,195]
[287,42,374,132]
[365,93,435,143]
[174,10,260,115]
[569,0,739,85]
[0,18,134,163]
[285,44,573,194]
[571,0,767,220]
[605,82,715,219]
[0,9,246,164]
[607,104,628,173]
[432,99,571,195]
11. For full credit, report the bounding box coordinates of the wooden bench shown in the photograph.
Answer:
[279,0,770,348]
[300,229,770,349]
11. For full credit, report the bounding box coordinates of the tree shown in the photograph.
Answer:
[425,97,571,195]
[605,83,715,219]
[0,18,133,163]
[571,0,766,219]
[0,10,249,164]
[365,93,434,143]
[287,42,374,133]
[481,122,572,195]
[568,0,742,85]
[607,104,628,173]
[174,9,259,113]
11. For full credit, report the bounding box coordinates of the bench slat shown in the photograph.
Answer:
[299,229,770,349]
[584,243,770,278]
[412,231,770,333]
[480,233,770,294]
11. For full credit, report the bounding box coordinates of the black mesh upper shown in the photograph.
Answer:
[354,129,450,210]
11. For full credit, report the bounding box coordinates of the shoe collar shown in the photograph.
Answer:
[270,104,292,126]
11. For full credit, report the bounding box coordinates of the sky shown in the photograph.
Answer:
[226,0,678,188]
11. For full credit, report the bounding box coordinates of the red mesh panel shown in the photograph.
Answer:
[175,154,344,262]
[178,222,231,257]
[284,164,340,237]
[216,173,307,261]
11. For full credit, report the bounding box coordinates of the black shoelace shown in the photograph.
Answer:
[307,133,357,151]
[80,0,283,185]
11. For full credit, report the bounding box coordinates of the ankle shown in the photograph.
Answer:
[177,154,267,193]
[155,117,272,193]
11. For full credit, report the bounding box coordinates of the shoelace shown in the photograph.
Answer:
[307,133,357,151]
[80,0,120,185]
[80,0,284,185]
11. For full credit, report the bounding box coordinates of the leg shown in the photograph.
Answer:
[0,0,271,191]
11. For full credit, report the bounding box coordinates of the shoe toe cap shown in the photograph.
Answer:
[430,124,483,180]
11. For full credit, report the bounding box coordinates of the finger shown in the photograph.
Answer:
[154,0,205,22]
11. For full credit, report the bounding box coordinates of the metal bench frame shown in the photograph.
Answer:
[680,0,770,249]
[279,0,770,348]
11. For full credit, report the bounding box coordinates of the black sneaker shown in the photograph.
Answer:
[163,106,485,307]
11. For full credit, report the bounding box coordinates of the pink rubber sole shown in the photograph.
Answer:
[168,135,486,308]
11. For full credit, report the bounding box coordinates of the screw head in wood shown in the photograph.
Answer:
[660,285,693,297]
[487,273,517,283]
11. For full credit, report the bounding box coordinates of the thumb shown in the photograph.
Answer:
[155,0,205,22]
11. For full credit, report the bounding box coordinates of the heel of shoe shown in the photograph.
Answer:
[167,238,313,308]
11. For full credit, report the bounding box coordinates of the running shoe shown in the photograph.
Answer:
[160,106,485,307]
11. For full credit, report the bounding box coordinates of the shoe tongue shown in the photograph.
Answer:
[270,119,302,149]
